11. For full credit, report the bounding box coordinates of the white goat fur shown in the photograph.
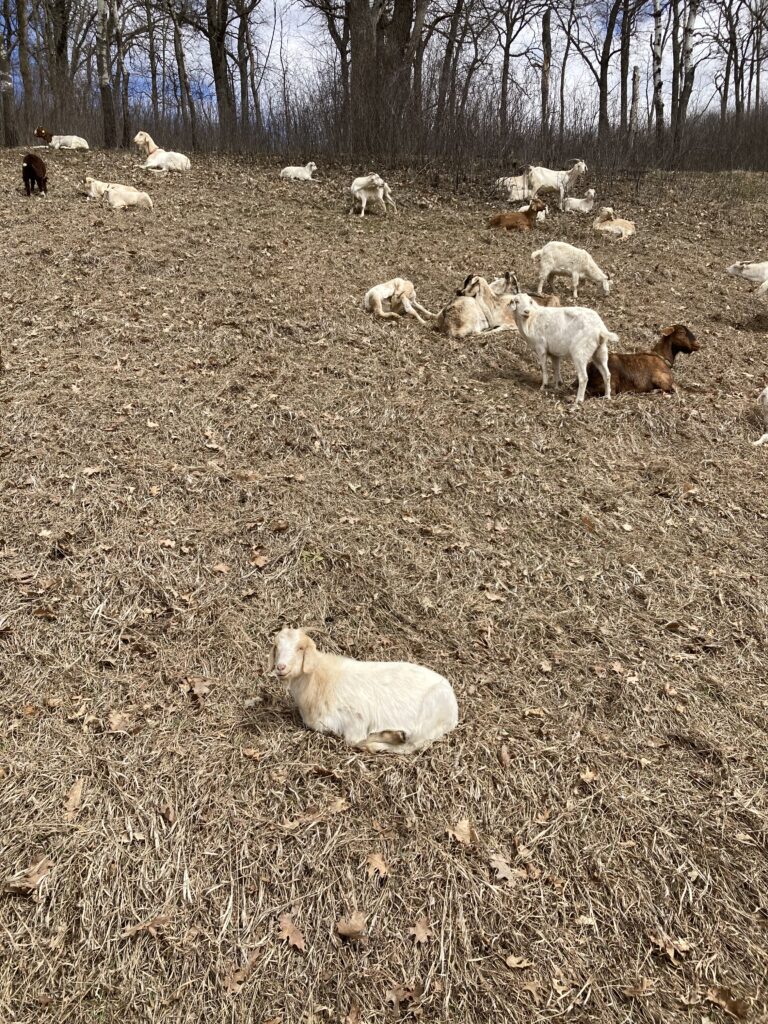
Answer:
[533,241,611,300]
[754,386,768,446]
[269,628,458,754]
[495,172,530,201]
[51,134,89,150]
[85,176,143,200]
[726,261,768,294]
[564,188,596,214]
[593,206,636,239]
[511,293,614,404]
[281,161,317,180]
[103,186,153,211]
[436,274,517,340]
[350,174,396,217]
[528,160,587,208]
[364,278,436,325]
[134,131,191,172]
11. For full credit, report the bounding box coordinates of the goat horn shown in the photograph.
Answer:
[510,272,522,294]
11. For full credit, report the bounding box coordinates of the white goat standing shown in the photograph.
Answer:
[726,261,768,294]
[528,159,587,209]
[533,241,611,299]
[280,161,318,180]
[754,386,768,446]
[364,278,436,325]
[269,628,459,754]
[350,174,397,217]
[564,188,596,214]
[134,131,191,172]
[510,292,614,404]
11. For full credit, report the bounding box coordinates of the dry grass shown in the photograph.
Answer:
[1,150,767,1024]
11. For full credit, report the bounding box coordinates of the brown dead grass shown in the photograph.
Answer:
[1,149,767,1024]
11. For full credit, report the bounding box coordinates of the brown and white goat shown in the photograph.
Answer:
[487,198,547,231]
[585,324,699,397]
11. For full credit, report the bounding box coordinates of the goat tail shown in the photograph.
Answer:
[601,331,619,348]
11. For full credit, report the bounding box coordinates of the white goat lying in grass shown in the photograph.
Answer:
[103,186,153,211]
[533,241,612,299]
[593,206,636,239]
[754,386,768,446]
[269,628,458,754]
[564,188,596,214]
[529,159,587,208]
[35,126,89,150]
[436,273,518,339]
[280,161,317,180]
[726,261,768,294]
[134,131,191,172]
[364,278,436,325]
[510,292,615,404]
[350,174,396,217]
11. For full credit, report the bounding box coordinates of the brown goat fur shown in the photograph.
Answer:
[586,324,699,397]
[487,198,546,232]
[22,153,47,196]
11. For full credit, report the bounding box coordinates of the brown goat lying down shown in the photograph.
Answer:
[488,198,546,231]
[586,324,699,397]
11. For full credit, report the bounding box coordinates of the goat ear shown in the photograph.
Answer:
[301,639,318,674]
[660,325,674,337]
[267,644,276,671]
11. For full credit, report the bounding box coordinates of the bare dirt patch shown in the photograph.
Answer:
[1,151,766,1023]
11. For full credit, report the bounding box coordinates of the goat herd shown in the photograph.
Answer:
[14,138,768,755]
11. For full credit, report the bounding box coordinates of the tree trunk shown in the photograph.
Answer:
[619,0,631,132]
[541,7,551,136]
[670,0,681,134]
[16,0,32,118]
[348,0,380,151]
[629,63,640,143]
[206,0,237,145]
[96,0,117,147]
[652,0,665,150]
[673,0,700,154]
[171,8,197,147]
[435,0,464,132]
[145,0,160,126]
[0,33,18,146]
[597,0,623,140]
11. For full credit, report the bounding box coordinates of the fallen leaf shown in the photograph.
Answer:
[576,914,596,927]
[498,743,511,767]
[159,803,176,825]
[539,659,552,673]
[579,767,597,783]
[181,676,213,700]
[82,465,103,477]
[365,852,389,881]
[336,911,368,943]
[250,550,269,568]
[121,914,170,939]
[212,562,230,574]
[447,818,477,845]
[705,986,750,1019]
[345,1001,360,1024]
[277,913,306,952]
[489,853,516,884]
[506,955,534,970]
[63,779,84,821]
[222,951,260,995]
[521,979,544,1006]
[5,857,53,895]
[650,933,692,962]
[408,916,433,945]
[484,590,505,603]
[241,748,263,761]
[385,981,423,1012]
[622,977,655,998]
[108,710,133,734]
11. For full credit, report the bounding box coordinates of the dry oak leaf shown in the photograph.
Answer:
[241,748,264,761]
[336,911,368,943]
[345,1002,361,1024]
[622,977,655,998]
[212,562,230,574]
[521,979,544,1006]
[365,852,389,881]
[498,743,511,768]
[385,981,424,1012]
[222,951,260,995]
[650,933,692,963]
[506,956,534,970]
[579,767,598,784]
[705,987,750,1019]
[181,676,213,700]
[81,465,103,477]
[121,914,170,939]
[408,917,433,945]
[63,779,84,822]
[447,818,477,845]
[108,710,134,734]
[5,857,53,895]
[489,853,517,884]
[277,913,306,952]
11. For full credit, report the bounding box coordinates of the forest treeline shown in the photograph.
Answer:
[1,0,768,171]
